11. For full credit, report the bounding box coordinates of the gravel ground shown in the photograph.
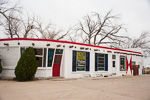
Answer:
[0,75,150,100]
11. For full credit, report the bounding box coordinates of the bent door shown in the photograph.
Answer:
[52,55,62,77]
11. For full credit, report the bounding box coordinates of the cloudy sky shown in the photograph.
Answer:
[7,0,150,38]
[1,0,150,66]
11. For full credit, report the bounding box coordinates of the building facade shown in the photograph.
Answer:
[0,38,143,78]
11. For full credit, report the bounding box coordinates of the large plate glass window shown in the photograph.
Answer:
[95,53,108,71]
[120,56,126,71]
[72,51,90,71]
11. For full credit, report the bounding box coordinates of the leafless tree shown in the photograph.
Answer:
[0,1,22,38]
[111,31,150,57]
[34,17,70,40]
[0,1,68,39]
[128,31,150,57]
[74,10,128,45]
[20,13,36,38]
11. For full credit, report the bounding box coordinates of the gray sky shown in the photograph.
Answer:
[10,0,150,38]
[1,0,150,38]
[1,0,150,66]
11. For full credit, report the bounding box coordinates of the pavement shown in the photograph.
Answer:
[0,75,150,100]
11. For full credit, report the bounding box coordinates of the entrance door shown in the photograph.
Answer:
[52,55,62,77]
[133,65,139,76]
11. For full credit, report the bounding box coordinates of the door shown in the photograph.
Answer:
[52,55,62,77]
[133,65,139,76]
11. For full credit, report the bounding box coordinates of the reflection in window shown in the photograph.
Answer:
[48,49,54,67]
[35,48,43,55]
[20,47,25,55]
[120,56,126,71]
[97,54,105,71]
[54,56,61,64]
[34,48,47,67]
[95,53,108,71]
[20,47,47,67]
[55,49,63,54]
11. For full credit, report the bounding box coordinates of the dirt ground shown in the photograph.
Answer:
[0,75,150,100]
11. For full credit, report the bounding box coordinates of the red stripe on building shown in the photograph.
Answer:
[0,38,142,54]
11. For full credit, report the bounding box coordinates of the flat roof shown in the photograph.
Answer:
[0,38,141,54]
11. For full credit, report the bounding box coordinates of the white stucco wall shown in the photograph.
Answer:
[0,39,143,78]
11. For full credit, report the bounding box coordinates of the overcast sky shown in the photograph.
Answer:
[16,0,150,67]
[6,0,149,38]
[1,0,150,66]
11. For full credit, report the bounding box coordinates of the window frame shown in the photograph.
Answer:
[97,53,105,71]
[120,56,126,71]
[20,47,56,68]
[34,48,45,67]
[47,48,55,67]
[72,50,90,72]
[112,55,116,59]
[95,53,108,71]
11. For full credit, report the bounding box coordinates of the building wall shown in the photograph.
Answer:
[0,39,143,78]
[0,47,19,77]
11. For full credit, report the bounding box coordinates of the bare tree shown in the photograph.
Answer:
[75,10,128,45]
[20,13,36,38]
[0,1,22,38]
[128,31,150,57]
[111,31,150,57]
[0,1,68,39]
[34,17,70,40]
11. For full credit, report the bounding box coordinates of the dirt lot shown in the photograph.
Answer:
[0,75,150,100]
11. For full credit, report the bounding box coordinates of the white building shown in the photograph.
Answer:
[0,38,143,78]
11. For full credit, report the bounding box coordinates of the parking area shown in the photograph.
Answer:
[0,75,150,100]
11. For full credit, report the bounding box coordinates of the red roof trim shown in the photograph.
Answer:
[0,38,141,54]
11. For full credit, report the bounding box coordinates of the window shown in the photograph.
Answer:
[132,61,136,70]
[120,56,126,71]
[20,47,47,67]
[47,49,54,67]
[113,61,115,67]
[20,47,25,55]
[77,52,86,71]
[72,51,90,71]
[112,55,116,59]
[54,56,61,64]
[95,53,108,71]
[34,48,47,67]
[55,49,63,54]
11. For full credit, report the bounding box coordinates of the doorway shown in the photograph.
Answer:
[133,65,139,76]
[52,49,63,77]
